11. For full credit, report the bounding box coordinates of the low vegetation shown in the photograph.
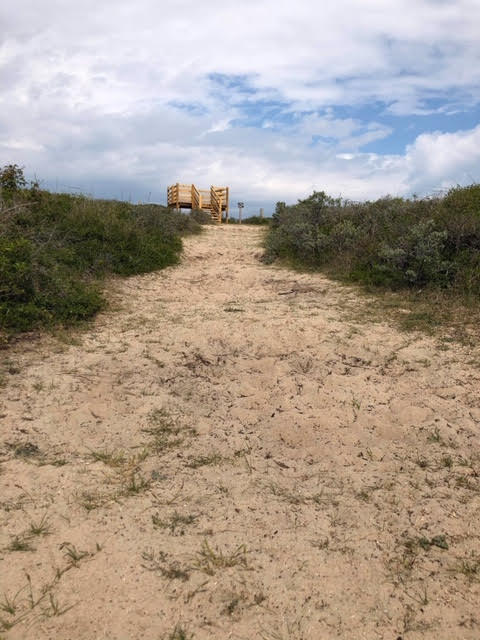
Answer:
[0,164,201,333]
[265,186,480,333]
[227,215,270,225]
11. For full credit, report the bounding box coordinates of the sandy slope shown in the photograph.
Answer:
[1,225,480,640]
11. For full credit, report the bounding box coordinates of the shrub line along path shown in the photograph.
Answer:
[1,225,480,639]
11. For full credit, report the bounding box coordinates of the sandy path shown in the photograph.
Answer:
[1,225,480,640]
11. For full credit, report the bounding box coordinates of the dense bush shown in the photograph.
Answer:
[265,186,480,298]
[0,165,201,332]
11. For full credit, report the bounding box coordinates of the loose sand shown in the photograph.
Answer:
[1,225,480,640]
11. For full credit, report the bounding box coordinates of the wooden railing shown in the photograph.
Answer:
[167,182,229,223]
[167,183,179,209]
[191,184,201,210]
[210,187,222,223]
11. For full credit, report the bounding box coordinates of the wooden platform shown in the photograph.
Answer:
[167,183,229,223]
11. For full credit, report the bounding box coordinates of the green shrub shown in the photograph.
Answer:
[0,166,201,332]
[0,164,26,201]
[265,186,480,299]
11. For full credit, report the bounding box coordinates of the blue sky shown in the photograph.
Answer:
[1,0,480,215]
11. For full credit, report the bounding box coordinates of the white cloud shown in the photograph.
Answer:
[1,0,480,208]
[405,125,480,192]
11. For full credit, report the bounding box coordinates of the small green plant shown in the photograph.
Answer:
[417,535,449,551]
[60,542,89,567]
[89,449,127,467]
[427,427,444,444]
[143,409,195,453]
[78,490,110,511]
[441,454,453,468]
[7,442,41,459]
[455,554,480,581]
[164,625,194,640]
[152,511,198,535]
[0,586,26,616]
[194,540,248,575]
[122,472,151,495]
[7,536,35,552]
[29,513,52,536]
[43,593,75,618]
[141,550,190,582]
[355,488,371,502]
[415,456,429,469]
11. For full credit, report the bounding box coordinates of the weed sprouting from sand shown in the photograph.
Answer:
[28,513,52,537]
[43,593,75,618]
[163,625,194,640]
[0,586,26,618]
[143,408,196,454]
[441,454,453,469]
[193,540,248,575]
[7,536,35,552]
[7,442,41,459]
[141,550,190,582]
[121,472,152,496]
[415,455,430,469]
[77,490,111,511]
[89,449,127,467]
[427,427,444,445]
[355,488,371,502]
[60,543,89,567]
[152,511,198,535]
[451,553,480,582]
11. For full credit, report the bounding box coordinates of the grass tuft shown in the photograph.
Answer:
[193,539,248,575]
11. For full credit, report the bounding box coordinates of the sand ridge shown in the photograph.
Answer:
[1,225,479,639]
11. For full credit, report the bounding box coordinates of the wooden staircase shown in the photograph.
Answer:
[167,183,229,223]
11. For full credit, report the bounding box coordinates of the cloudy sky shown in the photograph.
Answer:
[1,0,480,213]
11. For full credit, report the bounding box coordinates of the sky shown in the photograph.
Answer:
[1,0,480,215]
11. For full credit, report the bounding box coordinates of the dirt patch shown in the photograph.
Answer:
[1,225,479,639]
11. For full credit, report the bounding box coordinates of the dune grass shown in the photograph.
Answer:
[0,164,201,333]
